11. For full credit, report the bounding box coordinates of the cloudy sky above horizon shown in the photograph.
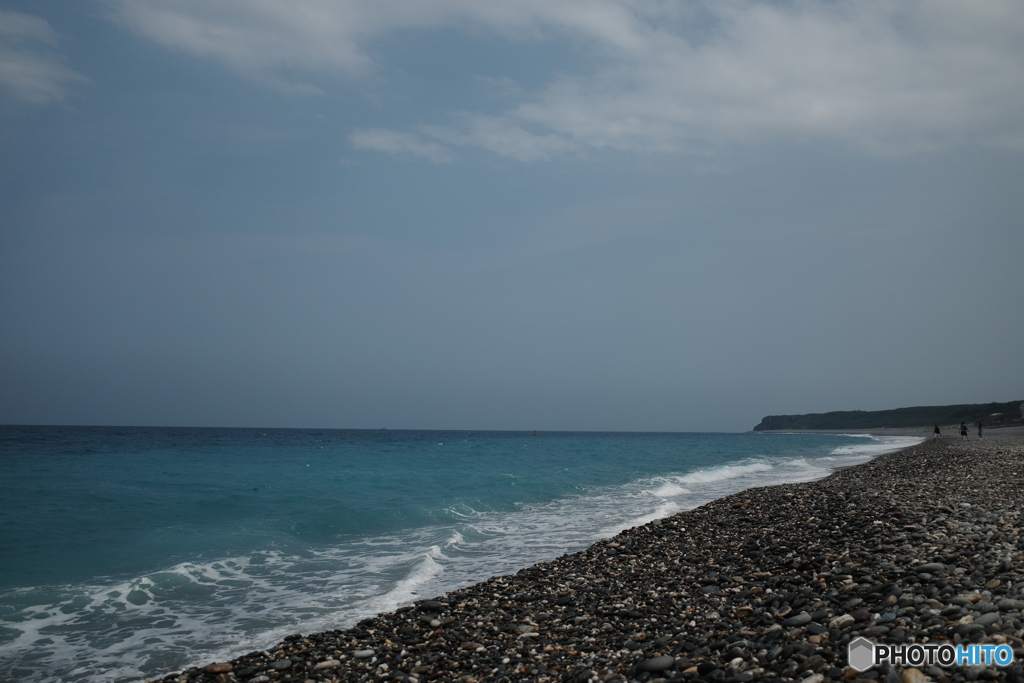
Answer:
[2,0,1022,432]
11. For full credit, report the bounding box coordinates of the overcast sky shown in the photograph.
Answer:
[1,0,1022,432]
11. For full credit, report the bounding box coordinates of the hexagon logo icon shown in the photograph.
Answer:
[848,637,875,671]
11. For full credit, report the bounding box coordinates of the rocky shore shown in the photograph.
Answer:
[153,428,1024,683]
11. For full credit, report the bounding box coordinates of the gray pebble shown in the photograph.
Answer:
[637,656,676,672]
[975,612,1000,626]
[782,613,812,627]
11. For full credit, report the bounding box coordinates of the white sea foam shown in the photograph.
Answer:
[0,534,474,682]
[367,554,443,614]
[610,500,681,534]
[829,435,923,457]
[677,461,773,484]
[648,480,692,497]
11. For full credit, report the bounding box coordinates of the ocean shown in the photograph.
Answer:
[0,426,921,682]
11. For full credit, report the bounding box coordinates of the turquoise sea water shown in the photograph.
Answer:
[0,427,921,682]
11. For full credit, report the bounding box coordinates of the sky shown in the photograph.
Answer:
[1,0,1022,432]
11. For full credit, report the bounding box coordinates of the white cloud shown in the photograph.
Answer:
[104,0,633,83]
[107,0,368,91]
[0,9,88,105]
[107,0,1024,157]
[421,114,580,162]
[468,0,1024,156]
[349,128,454,163]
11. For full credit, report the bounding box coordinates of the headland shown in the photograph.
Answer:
[153,427,1024,683]
[752,402,1023,432]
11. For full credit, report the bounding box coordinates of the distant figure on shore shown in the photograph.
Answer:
[933,425,941,439]
[960,422,969,440]
[978,421,984,439]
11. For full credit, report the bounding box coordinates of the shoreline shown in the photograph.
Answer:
[154,428,1024,683]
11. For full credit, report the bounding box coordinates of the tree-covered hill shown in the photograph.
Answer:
[753,400,1024,431]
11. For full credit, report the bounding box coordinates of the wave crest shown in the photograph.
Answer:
[677,461,773,484]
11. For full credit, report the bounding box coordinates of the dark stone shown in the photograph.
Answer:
[418,600,445,611]
[782,613,812,627]
[637,656,676,673]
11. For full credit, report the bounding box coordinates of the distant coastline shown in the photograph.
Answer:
[752,400,1023,432]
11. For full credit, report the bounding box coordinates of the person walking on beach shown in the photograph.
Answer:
[960,422,969,440]
[978,421,984,439]
[933,425,941,439]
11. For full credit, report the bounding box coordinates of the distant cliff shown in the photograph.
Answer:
[753,400,1024,431]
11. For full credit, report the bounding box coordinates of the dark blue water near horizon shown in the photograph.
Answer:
[0,425,921,682]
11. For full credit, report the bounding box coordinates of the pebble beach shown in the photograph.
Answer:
[153,427,1024,683]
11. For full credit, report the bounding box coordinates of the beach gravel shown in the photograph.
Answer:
[151,429,1024,683]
